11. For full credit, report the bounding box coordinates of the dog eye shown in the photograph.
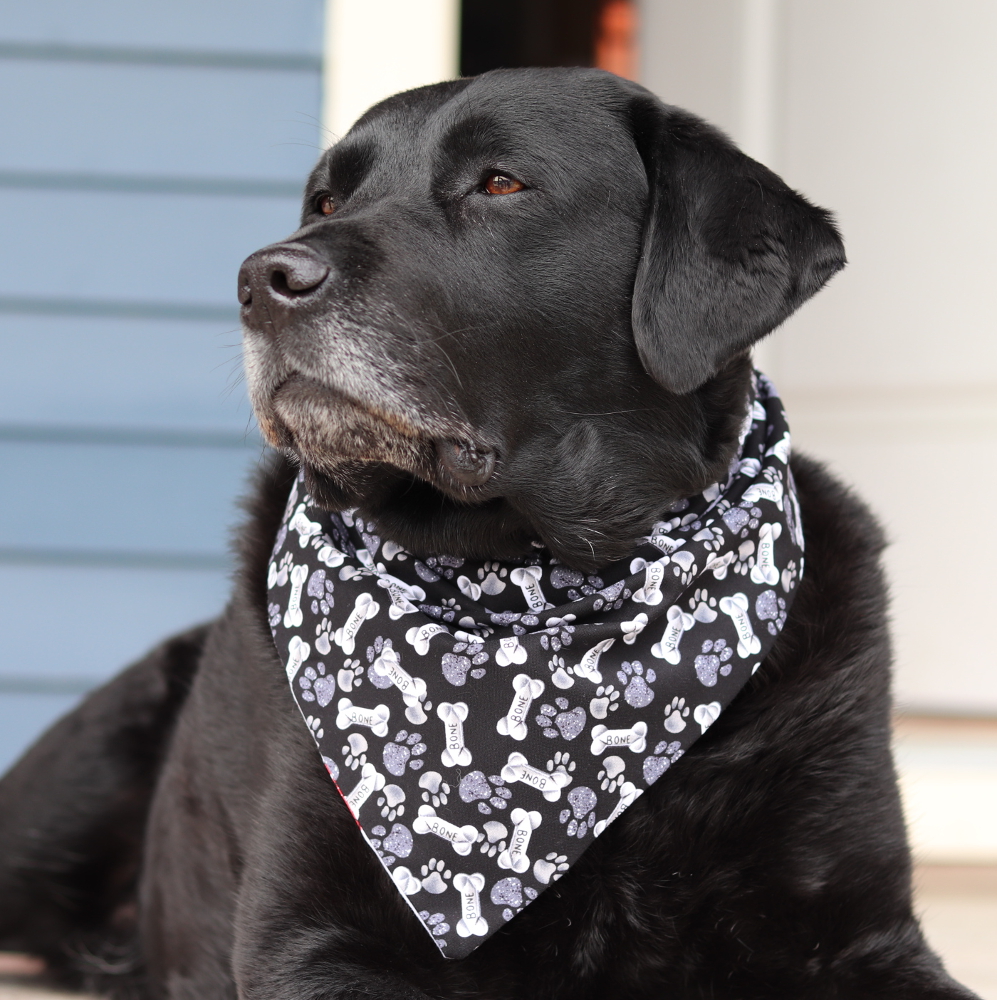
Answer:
[317,195,336,216]
[483,174,525,196]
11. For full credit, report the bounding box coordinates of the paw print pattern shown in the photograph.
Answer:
[342,733,368,770]
[535,697,586,740]
[723,503,763,540]
[755,589,787,635]
[305,715,324,740]
[417,910,451,938]
[337,657,364,693]
[377,784,406,821]
[547,654,574,689]
[298,662,336,707]
[315,617,334,656]
[478,561,508,595]
[687,587,719,622]
[307,569,335,616]
[369,821,412,866]
[694,639,733,687]
[781,559,799,593]
[267,602,281,629]
[591,579,629,612]
[597,755,626,792]
[415,554,464,583]
[419,597,462,624]
[459,771,512,814]
[539,615,576,652]
[617,661,656,708]
[643,740,684,783]
[490,876,537,921]
[663,696,690,733]
[419,771,450,808]
[420,858,452,894]
[383,730,427,776]
[533,852,569,884]
[547,751,576,777]
[589,684,620,720]
[558,786,597,839]
[478,820,508,858]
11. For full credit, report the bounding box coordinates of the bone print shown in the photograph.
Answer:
[334,593,380,654]
[766,431,792,464]
[453,873,489,937]
[289,503,323,547]
[372,647,429,724]
[283,564,309,628]
[750,522,782,586]
[437,702,472,767]
[742,478,784,510]
[620,612,649,645]
[336,698,391,738]
[391,866,422,895]
[631,558,667,605]
[509,565,551,613]
[496,674,545,740]
[647,530,685,556]
[592,781,643,837]
[497,808,542,873]
[405,621,450,654]
[377,573,427,620]
[718,593,762,657]
[500,752,573,802]
[344,762,386,815]
[412,805,478,856]
[316,542,346,568]
[694,701,722,733]
[495,634,528,667]
[650,605,695,664]
[284,635,310,682]
[571,637,615,683]
[590,721,648,755]
[705,550,735,580]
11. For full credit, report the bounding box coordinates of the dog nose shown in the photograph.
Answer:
[238,246,330,308]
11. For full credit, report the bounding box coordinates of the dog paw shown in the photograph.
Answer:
[547,654,574,689]
[419,770,450,808]
[297,662,336,707]
[304,715,324,740]
[417,909,451,938]
[597,755,626,792]
[643,739,684,783]
[477,820,508,858]
[617,660,656,707]
[663,696,690,733]
[589,684,620,719]
[376,784,406,821]
[478,561,508,595]
[558,785,597,839]
[781,559,799,593]
[314,617,334,656]
[267,602,281,629]
[755,589,787,635]
[383,730,426,776]
[694,638,733,687]
[458,771,512,814]
[533,852,569,884]
[342,733,368,770]
[306,568,335,616]
[547,750,576,776]
[337,656,364,693]
[535,697,586,740]
[419,857,452,894]
[490,876,537,921]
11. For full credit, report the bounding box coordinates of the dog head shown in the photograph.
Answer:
[239,68,843,570]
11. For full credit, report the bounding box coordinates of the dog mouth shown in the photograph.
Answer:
[265,376,497,491]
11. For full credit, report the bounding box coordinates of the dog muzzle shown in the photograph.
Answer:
[267,371,804,958]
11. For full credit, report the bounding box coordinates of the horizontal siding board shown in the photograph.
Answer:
[0,189,301,303]
[0,317,252,429]
[0,62,323,178]
[0,442,260,554]
[1,0,324,55]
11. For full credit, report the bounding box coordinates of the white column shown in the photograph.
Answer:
[322,0,460,144]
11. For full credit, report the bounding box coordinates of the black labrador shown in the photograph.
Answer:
[0,68,978,1000]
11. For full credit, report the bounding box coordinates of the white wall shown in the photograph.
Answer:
[641,0,997,714]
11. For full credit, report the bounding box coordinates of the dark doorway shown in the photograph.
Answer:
[460,0,637,79]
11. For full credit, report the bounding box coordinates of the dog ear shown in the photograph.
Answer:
[625,90,845,394]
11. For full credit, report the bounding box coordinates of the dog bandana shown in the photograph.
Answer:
[267,371,803,958]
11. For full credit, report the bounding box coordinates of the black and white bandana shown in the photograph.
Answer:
[267,372,804,959]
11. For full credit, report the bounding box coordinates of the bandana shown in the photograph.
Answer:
[267,371,803,959]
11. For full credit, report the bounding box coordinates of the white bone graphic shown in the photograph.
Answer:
[705,550,735,580]
[501,752,572,801]
[694,701,722,733]
[289,503,323,547]
[497,808,542,873]
[344,762,385,815]
[737,456,762,478]
[285,635,310,681]
[572,638,615,684]
[453,873,488,937]
[648,532,685,556]
[267,558,288,589]
[372,647,428,724]
[437,702,472,767]
[651,605,695,664]
[631,559,667,605]
[456,575,482,601]
[590,721,648,755]
[719,593,762,657]
[495,634,528,666]
[750,522,782,585]
[496,674,545,741]
[334,593,380,654]
[405,622,449,654]
[742,478,784,510]
[376,573,426,620]
[391,866,422,895]
[283,563,309,628]
[316,543,345,568]
[592,781,642,837]
[412,805,477,855]
[766,431,792,464]
[620,612,649,645]
[336,698,390,738]
[509,565,551,612]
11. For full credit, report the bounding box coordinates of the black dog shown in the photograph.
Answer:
[0,68,978,1000]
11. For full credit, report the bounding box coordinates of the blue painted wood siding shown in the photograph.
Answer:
[0,0,325,771]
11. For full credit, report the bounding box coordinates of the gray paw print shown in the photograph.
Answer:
[643,739,684,783]
[663,696,690,733]
[368,822,412,867]
[267,602,281,629]
[306,568,335,616]
[383,730,426,776]
[417,909,451,938]
[533,852,570,884]
[617,660,656,708]
[558,786,597,839]
[342,733,368,770]
[419,858,452,894]
[781,559,799,593]
[459,771,512,814]
[547,750,577,777]
[589,684,621,720]
[478,561,508,595]
[419,770,450,807]
[539,615,576,652]
[597,755,626,792]
[478,819,508,858]
[755,589,788,635]
[490,876,537,921]
[305,715,324,740]
[298,662,336,707]
[535,697,586,740]
[591,578,627,611]
[376,784,406,821]
[694,638,733,687]
[723,503,762,538]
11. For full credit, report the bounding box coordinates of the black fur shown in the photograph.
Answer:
[0,68,977,999]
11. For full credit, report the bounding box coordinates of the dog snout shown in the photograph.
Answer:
[238,245,331,315]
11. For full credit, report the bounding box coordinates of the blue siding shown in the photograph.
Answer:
[0,1,325,772]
